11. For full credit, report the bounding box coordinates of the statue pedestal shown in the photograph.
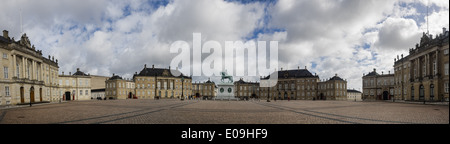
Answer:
[214,82,238,100]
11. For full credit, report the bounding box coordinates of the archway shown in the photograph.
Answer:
[65,91,71,101]
[129,92,133,99]
[419,85,424,100]
[195,93,200,98]
[39,88,43,102]
[320,93,324,100]
[284,92,288,100]
[30,87,35,103]
[382,91,389,100]
[20,87,24,103]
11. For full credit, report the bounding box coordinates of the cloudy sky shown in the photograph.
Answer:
[1,0,448,90]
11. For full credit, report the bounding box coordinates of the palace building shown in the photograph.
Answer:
[1,30,59,105]
[234,78,259,100]
[362,69,395,100]
[260,67,348,100]
[363,27,449,102]
[58,68,92,101]
[318,74,348,100]
[132,64,192,100]
[105,74,135,100]
[393,28,449,101]
[192,78,216,100]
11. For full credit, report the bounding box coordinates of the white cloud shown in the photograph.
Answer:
[1,0,448,91]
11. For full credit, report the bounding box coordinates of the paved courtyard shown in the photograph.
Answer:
[0,99,448,124]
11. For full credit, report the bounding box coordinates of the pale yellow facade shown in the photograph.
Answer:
[192,79,216,99]
[58,69,91,101]
[393,29,449,101]
[105,75,135,100]
[1,31,59,105]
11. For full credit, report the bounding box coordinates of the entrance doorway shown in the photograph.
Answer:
[65,91,71,101]
[129,92,132,99]
[20,87,24,103]
[39,88,43,102]
[382,91,389,100]
[30,87,35,103]
[419,85,424,100]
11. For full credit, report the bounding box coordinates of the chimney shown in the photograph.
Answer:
[62,72,64,75]
[144,64,147,68]
[69,72,72,75]
[298,66,299,70]
[382,71,384,75]
[77,68,80,71]
[113,73,115,76]
[443,27,447,34]
[373,68,376,72]
[3,30,9,39]
[401,54,403,59]
[152,64,154,69]
[281,67,283,71]
[388,71,390,74]
[305,66,307,69]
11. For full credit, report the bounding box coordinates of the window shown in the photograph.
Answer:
[85,90,88,96]
[5,86,10,96]
[411,86,415,100]
[445,82,449,94]
[433,61,437,75]
[26,65,30,79]
[80,90,83,96]
[445,63,449,76]
[430,84,434,100]
[16,64,20,77]
[444,49,449,55]
[3,67,8,79]
[2,53,7,59]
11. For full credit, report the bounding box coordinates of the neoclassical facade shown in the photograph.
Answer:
[132,64,192,100]
[234,78,259,100]
[362,69,395,101]
[393,28,449,101]
[192,78,216,100]
[318,74,348,100]
[58,68,91,101]
[1,30,59,105]
[259,67,347,100]
[105,74,135,100]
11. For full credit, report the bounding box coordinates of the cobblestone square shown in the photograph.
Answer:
[0,100,448,124]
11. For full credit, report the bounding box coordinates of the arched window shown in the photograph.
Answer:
[430,84,434,100]
[419,85,424,100]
